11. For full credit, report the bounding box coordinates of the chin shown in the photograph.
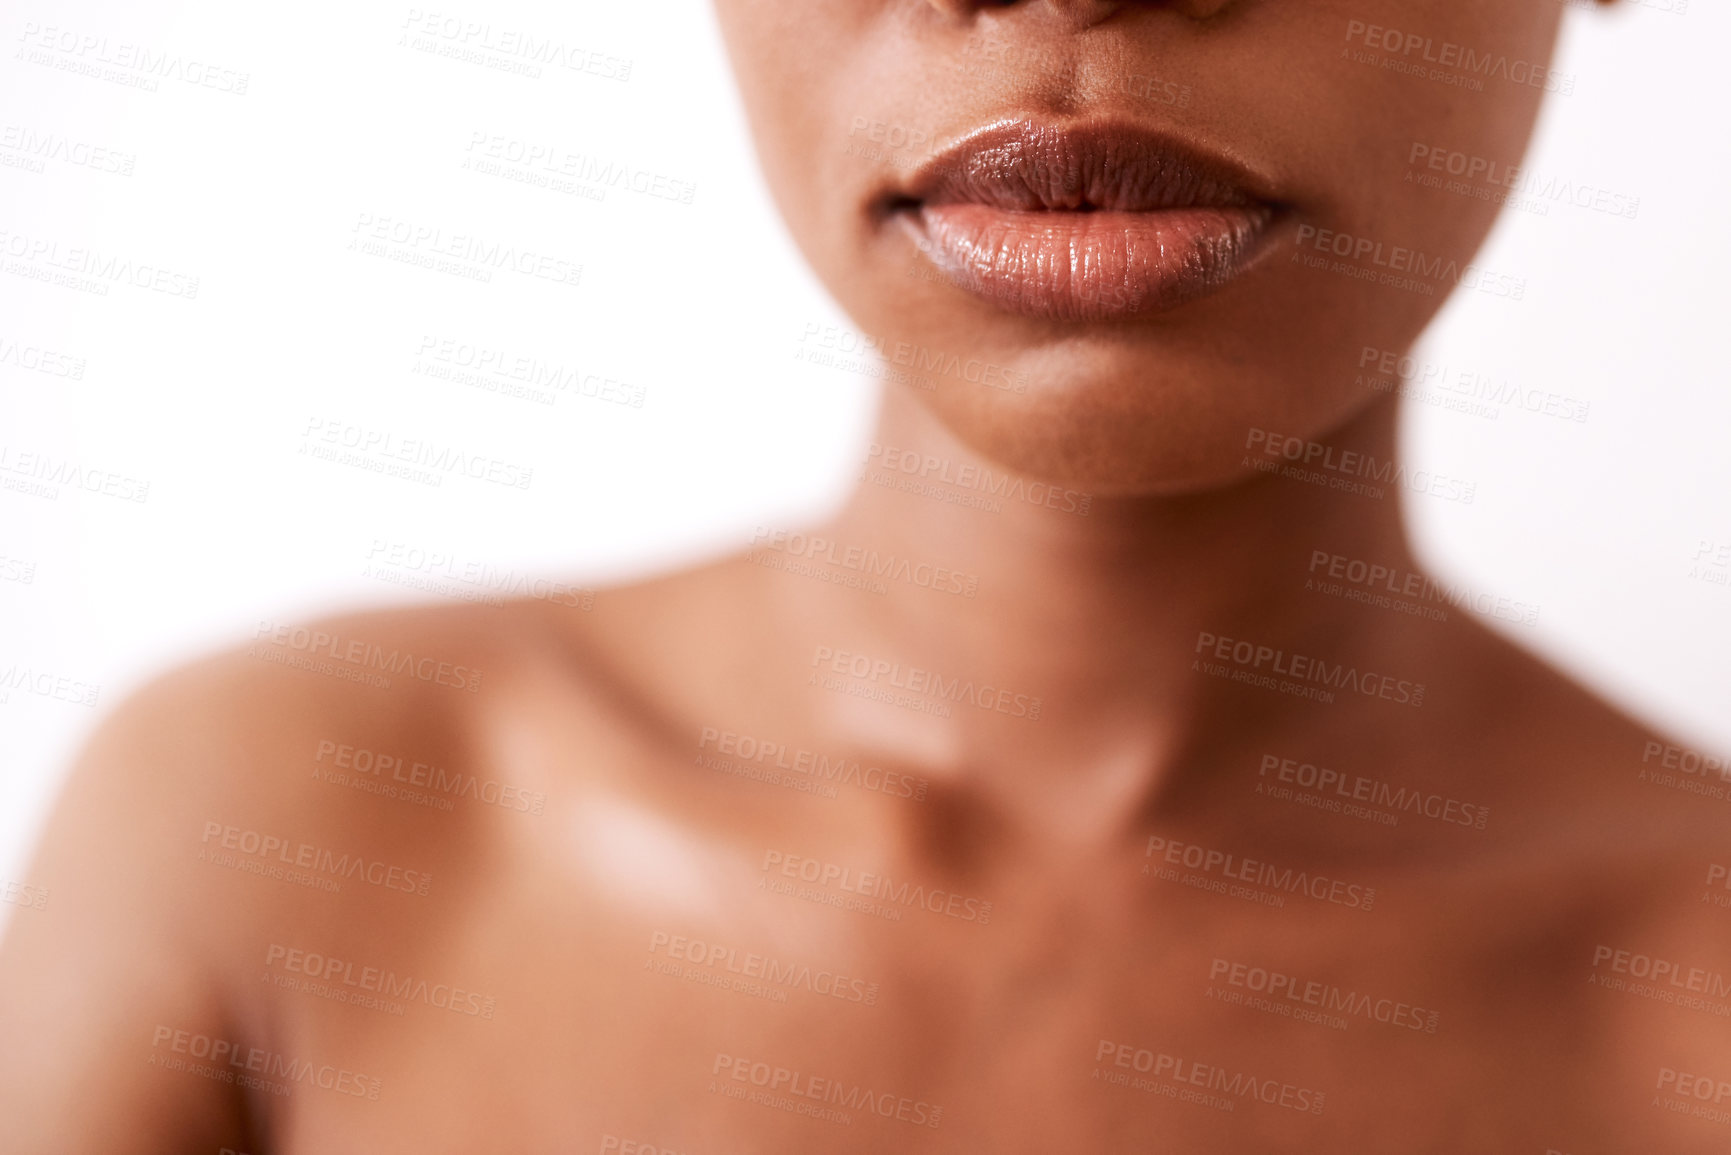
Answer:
[883,327,1379,498]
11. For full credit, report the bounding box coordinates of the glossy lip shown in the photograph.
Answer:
[883,119,1283,322]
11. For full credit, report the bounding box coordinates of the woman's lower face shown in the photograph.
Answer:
[712,0,1565,491]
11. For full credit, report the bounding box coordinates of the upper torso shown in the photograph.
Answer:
[5,569,1730,1155]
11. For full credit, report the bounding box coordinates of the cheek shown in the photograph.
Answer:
[708,0,882,224]
[1321,0,1566,196]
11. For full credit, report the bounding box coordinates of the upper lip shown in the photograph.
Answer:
[884,118,1276,216]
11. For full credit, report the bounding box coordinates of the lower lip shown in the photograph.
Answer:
[904,202,1275,322]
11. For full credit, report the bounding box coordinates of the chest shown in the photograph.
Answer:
[257,855,1660,1154]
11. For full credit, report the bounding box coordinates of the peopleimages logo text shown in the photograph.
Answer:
[1196,630,1426,708]
[1293,225,1525,299]
[1343,20,1574,94]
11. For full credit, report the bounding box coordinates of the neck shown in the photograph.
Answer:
[776,387,1432,841]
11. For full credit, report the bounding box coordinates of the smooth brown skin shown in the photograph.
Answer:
[3,1,1725,1152]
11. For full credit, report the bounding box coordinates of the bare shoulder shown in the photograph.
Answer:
[1423,615,1730,848]
[0,597,612,1152]
[1441,623,1731,1102]
[10,569,754,954]
[0,596,574,954]
[68,598,565,872]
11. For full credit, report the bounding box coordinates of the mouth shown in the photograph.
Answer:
[883,119,1283,323]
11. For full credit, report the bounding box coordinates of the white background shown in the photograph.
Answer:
[2,0,1727,929]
